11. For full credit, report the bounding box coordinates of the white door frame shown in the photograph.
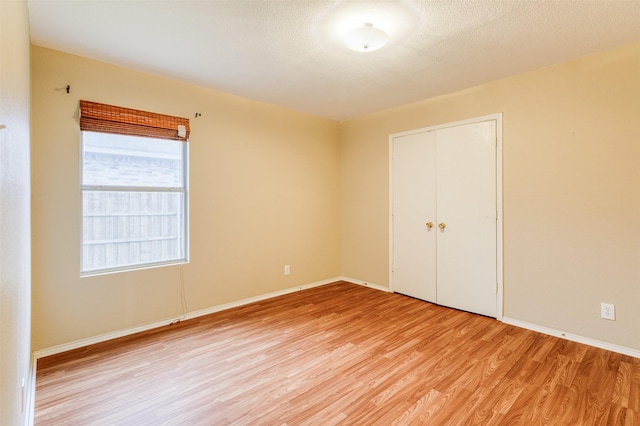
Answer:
[389,113,504,320]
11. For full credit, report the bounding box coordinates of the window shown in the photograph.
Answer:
[80,101,189,274]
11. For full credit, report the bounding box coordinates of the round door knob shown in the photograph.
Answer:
[438,223,446,229]
[425,222,434,229]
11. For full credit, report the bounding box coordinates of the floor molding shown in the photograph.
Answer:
[502,317,640,358]
[35,280,636,367]
[25,355,37,426]
[182,277,340,322]
[33,277,342,360]
[340,276,390,293]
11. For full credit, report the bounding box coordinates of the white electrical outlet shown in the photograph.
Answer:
[284,265,290,276]
[601,303,615,320]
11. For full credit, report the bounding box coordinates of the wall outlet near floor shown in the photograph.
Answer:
[284,265,290,276]
[600,303,615,320]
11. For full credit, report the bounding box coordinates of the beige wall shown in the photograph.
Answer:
[32,43,639,354]
[341,44,640,350]
[1,0,32,423]
[31,47,341,351]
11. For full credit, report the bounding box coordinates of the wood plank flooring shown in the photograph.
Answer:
[35,281,640,425]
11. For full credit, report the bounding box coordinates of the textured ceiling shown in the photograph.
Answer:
[27,0,640,121]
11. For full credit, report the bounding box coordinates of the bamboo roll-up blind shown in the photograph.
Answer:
[79,100,190,141]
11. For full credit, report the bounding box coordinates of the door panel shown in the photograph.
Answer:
[392,131,437,302]
[435,121,497,317]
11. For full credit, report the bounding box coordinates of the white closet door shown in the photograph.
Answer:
[392,131,437,302]
[435,121,497,317]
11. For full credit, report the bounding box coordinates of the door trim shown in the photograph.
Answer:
[389,113,503,320]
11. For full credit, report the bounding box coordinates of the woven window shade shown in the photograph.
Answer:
[79,100,190,141]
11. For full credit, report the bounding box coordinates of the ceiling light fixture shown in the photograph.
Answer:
[343,23,388,52]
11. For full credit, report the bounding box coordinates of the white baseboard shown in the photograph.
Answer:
[24,355,37,426]
[340,276,390,293]
[33,277,342,360]
[33,316,182,359]
[502,317,640,359]
[182,277,341,321]
[38,279,636,362]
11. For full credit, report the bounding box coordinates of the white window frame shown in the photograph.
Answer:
[80,131,189,275]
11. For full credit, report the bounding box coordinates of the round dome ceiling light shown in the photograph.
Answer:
[343,23,389,52]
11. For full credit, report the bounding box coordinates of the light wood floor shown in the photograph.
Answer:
[35,281,639,425]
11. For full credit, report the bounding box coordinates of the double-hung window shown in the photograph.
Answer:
[80,101,189,275]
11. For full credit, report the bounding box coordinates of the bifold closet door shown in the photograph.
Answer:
[435,121,496,317]
[391,131,437,303]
